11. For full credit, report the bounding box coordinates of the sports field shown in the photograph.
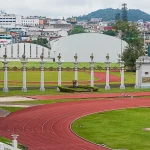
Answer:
[0,62,120,68]
[72,108,150,150]
[0,61,135,87]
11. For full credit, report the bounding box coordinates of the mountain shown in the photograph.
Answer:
[76,8,150,21]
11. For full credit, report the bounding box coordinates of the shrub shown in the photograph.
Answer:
[58,86,98,93]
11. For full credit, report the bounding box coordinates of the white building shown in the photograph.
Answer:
[42,29,68,37]
[0,13,22,27]
[51,33,127,62]
[135,56,150,89]
[22,17,39,26]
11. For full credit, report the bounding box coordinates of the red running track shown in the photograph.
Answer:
[0,98,150,150]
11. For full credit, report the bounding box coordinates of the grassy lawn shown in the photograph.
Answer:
[72,108,150,150]
[0,71,99,87]
[0,87,150,97]
[0,71,94,82]
[111,71,135,84]
[0,89,61,97]
[0,99,74,106]
[0,70,135,87]
[0,62,119,68]
[0,107,24,112]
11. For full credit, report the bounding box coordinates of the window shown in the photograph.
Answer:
[145,72,149,75]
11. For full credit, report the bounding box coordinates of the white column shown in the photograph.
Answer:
[105,54,110,90]
[135,61,141,89]
[11,134,19,149]
[40,58,45,92]
[74,53,79,86]
[21,55,28,92]
[120,61,125,89]
[0,143,4,150]
[57,53,62,91]
[3,55,9,92]
[90,54,94,87]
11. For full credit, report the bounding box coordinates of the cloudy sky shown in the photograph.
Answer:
[1,0,150,18]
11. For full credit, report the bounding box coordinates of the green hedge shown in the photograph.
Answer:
[58,86,98,93]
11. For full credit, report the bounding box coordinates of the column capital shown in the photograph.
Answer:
[90,62,95,69]
[135,61,141,70]
[120,61,125,68]
[57,61,62,67]
[105,61,111,68]
[74,61,79,65]
[40,61,46,65]
[2,60,9,66]
[11,134,19,140]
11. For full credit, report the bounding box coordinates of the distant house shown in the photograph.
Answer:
[104,26,113,31]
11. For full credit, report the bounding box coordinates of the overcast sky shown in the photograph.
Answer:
[1,0,150,18]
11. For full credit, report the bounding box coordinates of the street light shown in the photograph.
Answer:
[118,30,123,57]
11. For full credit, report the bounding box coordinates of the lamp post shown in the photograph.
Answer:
[120,61,125,89]
[90,53,94,87]
[74,53,79,86]
[118,30,123,56]
[21,54,28,92]
[57,53,62,91]
[135,60,141,89]
[40,53,45,92]
[3,54,9,92]
[105,53,110,90]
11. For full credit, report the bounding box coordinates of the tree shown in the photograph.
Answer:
[122,3,128,22]
[122,42,144,70]
[103,30,116,36]
[114,20,144,70]
[31,38,49,48]
[70,25,86,35]
[115,13,121,21]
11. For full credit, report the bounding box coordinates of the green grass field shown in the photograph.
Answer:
[0,107,23,112]
[0,71,135,87]
[0,62,120,68]
[72,108,150,150]
[0,71,98,87]
[1,87,150,97]
[0,61,135,87]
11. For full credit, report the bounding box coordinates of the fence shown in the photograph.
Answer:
[0,135,20,150]
[0,143,20,150]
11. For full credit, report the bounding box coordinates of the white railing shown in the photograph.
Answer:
[0,143,20,150]
[0,135,21,150]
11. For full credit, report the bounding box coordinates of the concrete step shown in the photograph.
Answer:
[0,108,10,117]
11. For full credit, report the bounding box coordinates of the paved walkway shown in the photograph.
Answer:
[0,109,10,117]
[28,92,150,100]
[0,97,150,149]
[0,97,34,102]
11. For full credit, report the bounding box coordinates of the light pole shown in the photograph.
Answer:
[21,54,28,92]
[57,53,62,91]
[119,30,123,56]
[90,53,94,87]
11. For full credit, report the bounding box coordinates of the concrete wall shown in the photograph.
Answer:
[0,43,51,59]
